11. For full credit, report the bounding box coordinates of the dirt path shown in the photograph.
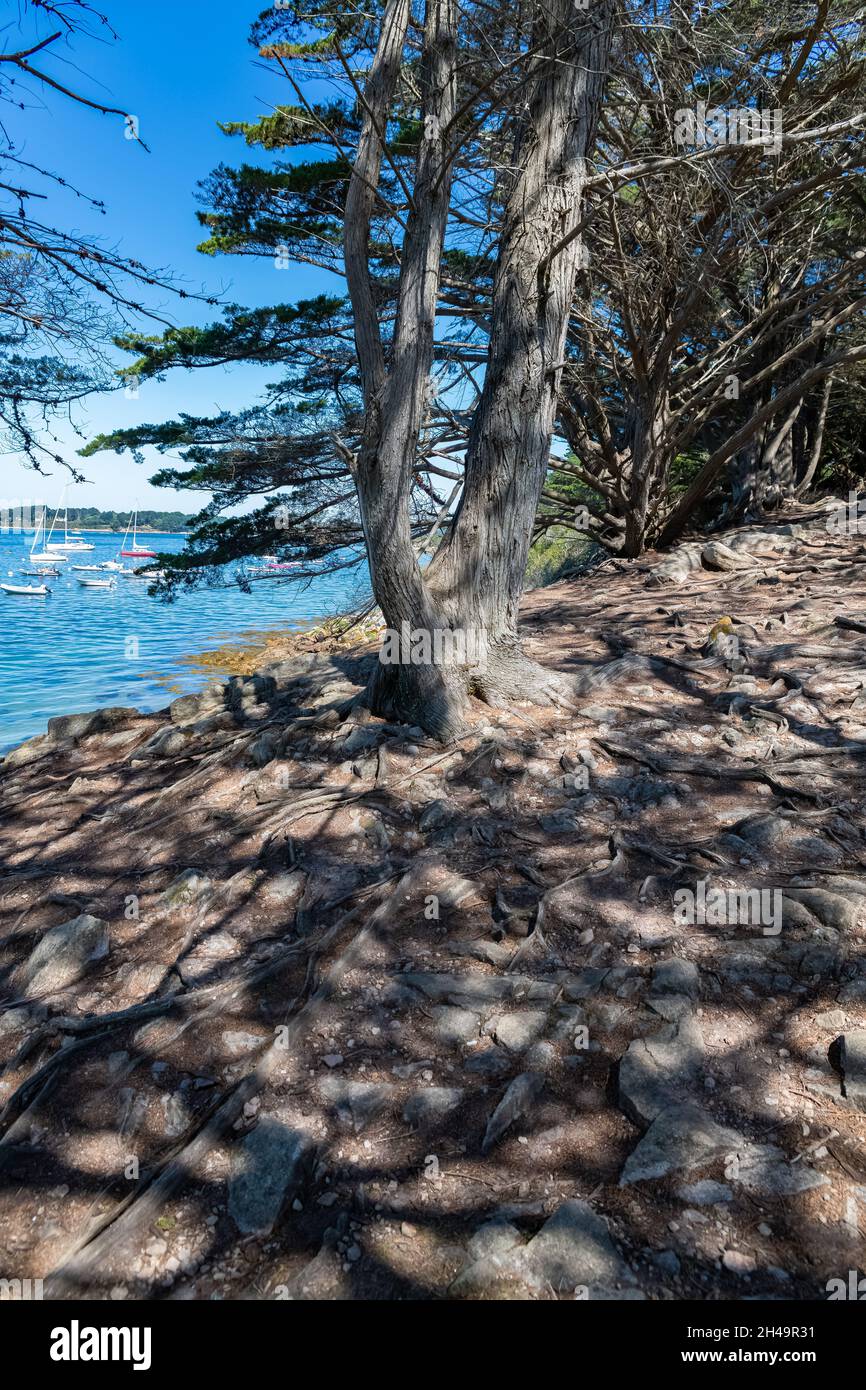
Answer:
[1,504,865,1300]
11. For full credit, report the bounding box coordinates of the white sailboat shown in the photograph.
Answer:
[120,507,157,558]
[49,493,95,551]
[28,507,68,565]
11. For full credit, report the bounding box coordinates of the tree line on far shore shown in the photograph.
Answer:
[64,508,193,533]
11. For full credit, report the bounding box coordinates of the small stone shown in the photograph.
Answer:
[466,1219,522,1264]
[837,1030,866,1112]
[736,1144,829,1197]
[463,1048,511,1079]
[403,1086,464,1131]
[481,1072,544,1154]
[429,1006,478,1047]
[228,1119,313,1234]
[621,1103,743,1186]
[320,1079,394,1133]
[722,1250,756,1275]
[419,800,453,832]
[651,958,700,1000]
[221,1031,265,1058]
[676,1180,732,1206]
[525,1040,556,1073]
[323,1054,344,1069]
[451,1199,633,1299]
[618,1015,704,1127]
[493,1010,548,1054]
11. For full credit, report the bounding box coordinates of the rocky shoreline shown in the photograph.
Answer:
[1,504,865,1300]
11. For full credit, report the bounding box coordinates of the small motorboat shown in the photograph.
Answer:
[76,576,116,589]
[247,555,302,578]
[21,566,59,577]
[2,581,50,596]
[72,561,128,574]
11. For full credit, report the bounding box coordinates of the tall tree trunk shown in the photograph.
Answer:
[421,0,615,721]
[347,0,614,737]
[346,0,463,735]
[794,374,833,495]
[622,387,670,556]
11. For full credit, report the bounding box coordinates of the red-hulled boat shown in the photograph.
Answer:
[120,508,158,558]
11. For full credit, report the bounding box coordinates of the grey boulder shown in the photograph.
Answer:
[17,913,109,996]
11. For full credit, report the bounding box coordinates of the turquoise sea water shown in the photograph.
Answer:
[0,529,369,753]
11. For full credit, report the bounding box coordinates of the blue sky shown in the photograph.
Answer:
[1,0,331,513]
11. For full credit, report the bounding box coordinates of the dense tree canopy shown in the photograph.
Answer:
[84,2,865,604]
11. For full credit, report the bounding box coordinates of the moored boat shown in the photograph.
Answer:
[27,507,67,565]
[2,581,50,596]
[120,508,157,558]
[48,492,95,551]
[246,555,302,578]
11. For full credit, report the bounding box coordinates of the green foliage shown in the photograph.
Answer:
[219,102,357,151]
[113,298,346,379]
[525,530,596,588]
[668,447,710,495]
[259,33,336,61]
[61,507,194,531]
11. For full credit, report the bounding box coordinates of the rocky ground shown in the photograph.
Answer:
[1,502,866,1301]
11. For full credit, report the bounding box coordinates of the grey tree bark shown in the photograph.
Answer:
[346,0,615,738]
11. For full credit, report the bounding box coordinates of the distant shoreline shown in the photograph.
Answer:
[3,528,190,537]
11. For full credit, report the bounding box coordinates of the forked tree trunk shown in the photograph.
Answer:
[347,0,615,738]
[794,374,833,496]
[622,386,671,557]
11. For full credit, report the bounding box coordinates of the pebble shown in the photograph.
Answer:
[676,1180,732,1207]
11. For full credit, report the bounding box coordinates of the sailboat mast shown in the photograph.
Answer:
[30,507,44,557]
